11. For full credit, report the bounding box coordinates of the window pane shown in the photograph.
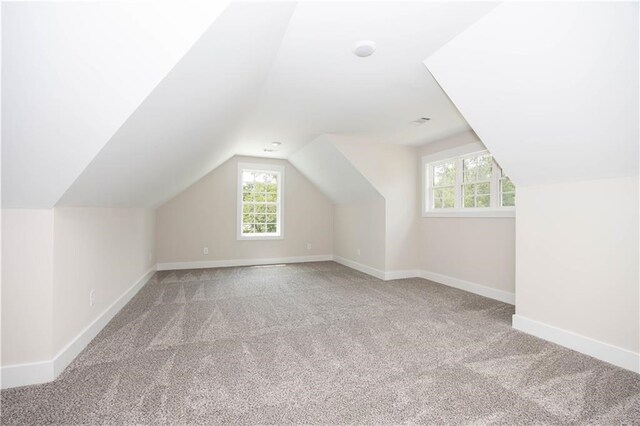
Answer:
[463,156,477,182]
[502,192,515,207]
[433,161,456,187]
[266,214,276,223]
[433,187,454,209]
[255,224,265,233]
[266,224,277,233]
[463,184,475,208]
[254,193,266,202]
[255,204,266,214]
[501,177,515,193]
[242,204,254,214]
[265,192,277,202]
[463,154,492,182]
[242,172,255,183]
[243,213,255,224]
[478,155,492,180]
[476,195,490,207]
[266,183,277,193]
[242,192,254,202]
[477,182,490,195]
[266,204,276,213]
[242,224,255,233]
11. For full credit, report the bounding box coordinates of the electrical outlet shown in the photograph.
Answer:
[89,290,96,307]
[203,247,209,255]
[356,249,361,256]
[306,243,312,250]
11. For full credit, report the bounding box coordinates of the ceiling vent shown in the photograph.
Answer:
[410,117,431,125]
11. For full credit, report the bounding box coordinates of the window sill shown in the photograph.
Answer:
[237,234,284,241]
[422,209,515,218]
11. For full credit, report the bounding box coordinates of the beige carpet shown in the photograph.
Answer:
[2,261,639,425]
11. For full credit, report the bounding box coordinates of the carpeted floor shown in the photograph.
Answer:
[2,261,639,425]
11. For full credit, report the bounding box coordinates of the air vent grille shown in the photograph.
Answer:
[410,117,431,125]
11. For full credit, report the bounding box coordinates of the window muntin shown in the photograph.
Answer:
[425,151,515,215]
[238,164,284,239]
[431,160,456,209]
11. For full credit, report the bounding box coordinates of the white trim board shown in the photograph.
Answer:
[331,257,515,306]
[332,255,386,280]
[1,266,156,389]
[157,255,333,271]
[512,315,640,374]
[419,270,515,305]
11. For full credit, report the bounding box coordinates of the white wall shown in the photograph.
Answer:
[156,156,333,265]
[1,209,54,366]
[418,134,516,294]
[52,207,156,353]
[1,206,158,388]
[333,199,386,272]
[424,2,638,370]
[334,140,419,272]
[515,176,639,355]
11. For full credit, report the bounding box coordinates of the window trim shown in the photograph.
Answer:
[422,143,515,218]
[237,162,285,240]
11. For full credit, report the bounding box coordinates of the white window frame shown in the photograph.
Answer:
[237,162,285,240]
[422,142,515,218]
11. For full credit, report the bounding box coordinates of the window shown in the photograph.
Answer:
[237,163,284,240]
[423,148,515,217]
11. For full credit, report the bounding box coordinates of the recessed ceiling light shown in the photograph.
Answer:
[271,141,282,146]
[410,117,432,125]
[353,40,377,58]
[264,148,277,153]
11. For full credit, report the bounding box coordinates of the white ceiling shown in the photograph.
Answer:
[3,1,498,208]
[58,2,297,207]
[289,135,382,204]
[2,1,230,208]
[234,1,498,158]
[425,2,639,186]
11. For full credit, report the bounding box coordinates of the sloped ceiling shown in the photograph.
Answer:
[289,135,382,204]
[233,1,498,158]
[425,2,639,186]
[2,1,230,208]
[59,2,296,207]
[4,1,500,208]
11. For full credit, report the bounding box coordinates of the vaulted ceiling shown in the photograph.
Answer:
[2,1,230,208]
[2,1,496,208]
[425,2,639,186]
[6,2,634,209]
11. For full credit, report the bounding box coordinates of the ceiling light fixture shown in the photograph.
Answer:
[353,40,377,58]
[410,117,432,125]
[271,141,282,146]
[264,148,277,153]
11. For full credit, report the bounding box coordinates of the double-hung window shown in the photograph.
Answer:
[423,146,515,217]
[237,163,284,240]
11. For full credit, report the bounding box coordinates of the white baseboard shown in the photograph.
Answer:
[332,255,386,280]
[0,360,55,389]
[419,270,515,305]
[512,315,639,374]
[385,269,421,280]
[331,258,515,307]
[157,254,333,271]
[1,266,156,389]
